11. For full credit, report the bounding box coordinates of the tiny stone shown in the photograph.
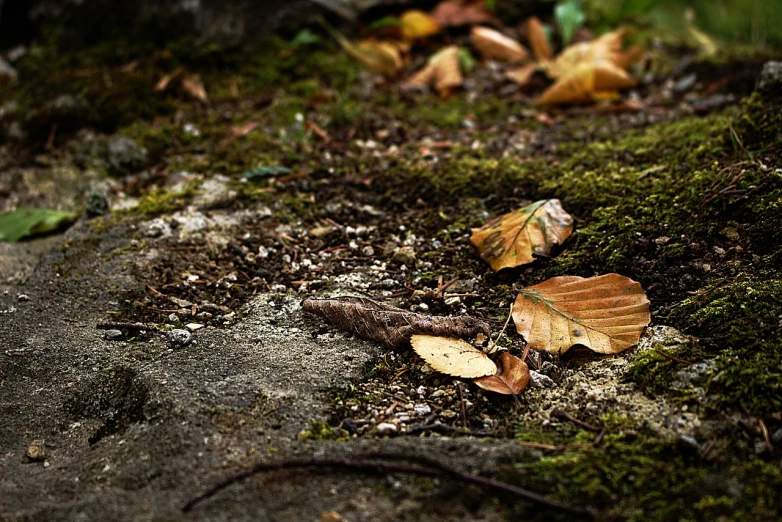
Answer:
[375,422,398,436]
[414,404,431,416]
[168,313,178,322]
[654,236,670,245]
[430,389,446,399]
[392,246,416,266]
[440,410,458,420]
[104,329,124,341]
[361,245,375,256]
[185,323,204,332]
[444,296,461,306]
[678,435,699,450]
[17,293,30,301]
[168,329,193,347]
[26,441,46,461]
[529,370,555,388]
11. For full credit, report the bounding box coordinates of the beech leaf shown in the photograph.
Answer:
[400,10,440,40]
[539,60,636,105]
[302,297,490,348]
[527,17,552,62]
[473,352,530,395]
[470,199,573,272]
[403,45,463,95]
[471,26,529,64]
[430,0,497,28]
[411,335,497,378]
[512,273,651,355]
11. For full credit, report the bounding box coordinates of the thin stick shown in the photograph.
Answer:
[487,302,514,354]
[550,409,601,432]
[759,419,773,452]
[457,382,467,428]
[96,322,159,332]
[182,455,594,518]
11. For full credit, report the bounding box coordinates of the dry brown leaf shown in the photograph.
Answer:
[473,352,530,395]
[512,273,651,355]
[411,335,497,378]
[527,17,552,62]
[403,46,462,95]
[470,199,573,272]
[302,297,490,348]
[154,69,183,91]
[471,26,529,64]
[505,62,539,86]
[400,10,440,40]
[539,60,636,105]
[181,74,208,103]
[430,0,497,28]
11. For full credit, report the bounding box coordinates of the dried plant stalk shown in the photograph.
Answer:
[302,297,491,348]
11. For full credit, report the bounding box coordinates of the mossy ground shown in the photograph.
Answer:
[2,29,781,521]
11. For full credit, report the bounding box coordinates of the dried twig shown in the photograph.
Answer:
[550,409,601,432]
[182,454,594,518]
[96,322,159,332]
[405,423,496,438]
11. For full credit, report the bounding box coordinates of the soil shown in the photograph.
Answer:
[0,19,781,522]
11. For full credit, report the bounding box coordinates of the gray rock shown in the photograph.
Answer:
[103,329,124,341]
[757,61,782,93]
[85,188,109,217]
[392,246,416,266]
[529,370,555,389]
[374,422,397,436]
[671,360,716,389]
[106,136,147,175]
[168,329,193,347]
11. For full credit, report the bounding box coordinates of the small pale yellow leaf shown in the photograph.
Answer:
[470,199,573,271]
[411,335,497,378]
[512,273,651,355]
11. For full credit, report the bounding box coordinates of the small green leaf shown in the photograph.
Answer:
[242,165,292,181]
[0,208,79,243]
[457,48,476,73]
[292,29,321,47]
[555,0,586,46]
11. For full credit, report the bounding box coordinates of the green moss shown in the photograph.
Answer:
[130,184,198,217]
[297,420,348,441]
[513,433,782,521]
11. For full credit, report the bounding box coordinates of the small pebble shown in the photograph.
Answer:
[103,329,124,341]
[168,329,193,347]
[440,410,458,420]
[414,404,431,416]
[185,323,204,332]
[26,441,46,461]
[529,370,555,388]
[375,422,398,436]
[16,293,30,301]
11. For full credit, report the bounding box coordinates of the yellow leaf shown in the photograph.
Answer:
[411,335,497,378]
[539,60,635,105]
[346,39,404,77]
[403,45,462,95]
[470,199,573,271]
[473,353,530,395]
[471,26,529,64]
[547,28,629,78]
[527,17,552,62]
[512,273,651,355]
[400,10,440,40]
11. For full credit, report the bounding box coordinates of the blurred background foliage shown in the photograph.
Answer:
[583,0,782,49]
